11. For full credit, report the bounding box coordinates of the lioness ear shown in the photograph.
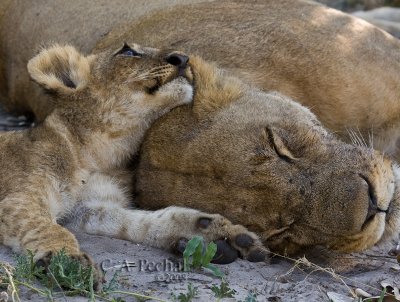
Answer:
[27,44,95,94]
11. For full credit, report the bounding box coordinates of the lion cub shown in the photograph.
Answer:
[0,43,265,285]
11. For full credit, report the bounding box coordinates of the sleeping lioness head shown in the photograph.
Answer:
[137,56,400,255]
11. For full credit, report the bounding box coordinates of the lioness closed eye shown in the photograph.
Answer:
[0,43,266,287]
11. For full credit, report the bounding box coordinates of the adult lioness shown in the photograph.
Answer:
[1,0,400,159]
[137,56,400,255]
[0,43,267,286]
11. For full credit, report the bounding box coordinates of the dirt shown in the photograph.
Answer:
[1,229,399,301]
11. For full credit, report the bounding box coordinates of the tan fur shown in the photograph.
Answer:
[0,44,267,285]
[137,56,400,254]
[190,59,243,117]
[28,45,94,93]
[1,0,400,160]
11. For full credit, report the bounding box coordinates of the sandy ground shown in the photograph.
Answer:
[1,229,400,301]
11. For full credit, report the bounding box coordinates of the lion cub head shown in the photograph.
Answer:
[28,42,193,95]
[26,43,193,166]
[26,43,194,169]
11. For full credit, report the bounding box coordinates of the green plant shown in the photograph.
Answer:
[14,249,95,299]
[183,236,223,278]
[211,280,236,301]
[378,288,388,302]
[171,283,199,302]
[243,291,258,302]
[48,250,95,294]
[1,250,168,302]
[363,287,387,302]
[102,271,120,294]
[14,250,46,283]
[109,298,126,302]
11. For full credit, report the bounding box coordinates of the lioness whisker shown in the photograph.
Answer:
[356,128,368,148]
[347,128,369,149]
[368,130,374,149]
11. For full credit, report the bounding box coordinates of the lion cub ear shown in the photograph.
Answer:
[27,44,95,94]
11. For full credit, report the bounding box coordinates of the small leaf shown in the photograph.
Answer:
[183,236,203,271]
[183,256,189,272]
[204,263,224,278]
[183,236,203,257]
[192,240,204,269]
[211,280,236,298]
[378,287,387,302]
[202,242,217,267]
[244,292,258,302]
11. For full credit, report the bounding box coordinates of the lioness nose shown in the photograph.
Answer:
[360,174,386,223]
[166,53,189,68]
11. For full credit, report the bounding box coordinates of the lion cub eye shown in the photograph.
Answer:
[266,127,297,163]
[115,43,142,57]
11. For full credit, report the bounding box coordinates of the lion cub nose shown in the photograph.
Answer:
[166,53,189,68]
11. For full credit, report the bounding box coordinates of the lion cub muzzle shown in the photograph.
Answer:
[141,51,192,94]
[166,52,189,76]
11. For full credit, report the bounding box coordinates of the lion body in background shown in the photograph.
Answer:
[1,0,400,159]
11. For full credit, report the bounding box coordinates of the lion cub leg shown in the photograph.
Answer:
[70,172,268,263]
[0,192,101,287]
[0,193,79,257]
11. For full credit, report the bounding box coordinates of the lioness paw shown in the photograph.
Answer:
[174,213,268,264]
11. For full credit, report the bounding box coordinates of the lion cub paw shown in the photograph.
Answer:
[157,77,193,106]
[175,213,268,264]
[35,251,104,290]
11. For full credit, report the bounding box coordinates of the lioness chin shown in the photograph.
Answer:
[0,44,267,287]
